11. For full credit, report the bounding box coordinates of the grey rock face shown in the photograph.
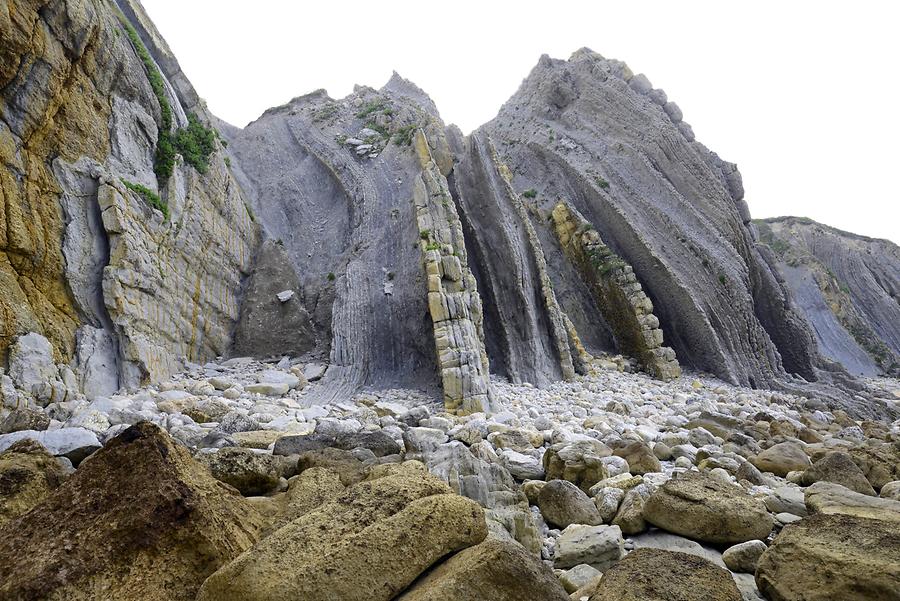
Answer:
[230,239,318,359]
[757,217,900,377]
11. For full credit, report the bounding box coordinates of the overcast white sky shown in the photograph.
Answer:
[142,1,898,243]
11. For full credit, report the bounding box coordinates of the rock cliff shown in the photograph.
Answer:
[756,217,899,377]
[1,0,258,401]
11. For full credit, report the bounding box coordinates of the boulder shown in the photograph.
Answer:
[543,440,611,493]
[7,333,61,405]
[0,408,50,434]
[198,448,285,496]
[756,513,900,601]
[612,441,661,475]
[750,442,811,477]
[847,444,900,490]
[643,471,774,544]
[266,467,345,533]
[537,479,603,528]
[498,449,545,480]
[881,481,900,500]
[559,564,602,594]
[764,485,807,516]
[612,482,654,534]
[0,427,101,465]
[196,471,487,601]
[590,548,742,601]
[0,439,66,526]
[395,538,569,601]
[722,540,767,573]
[801,451,876,496]
[804,481,900,522]
[593,486,625,523]
[0,423,263,601]
[296,447,367,486]
[553,523,624,570]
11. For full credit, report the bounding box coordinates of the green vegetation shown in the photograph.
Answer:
[522,188,537,199]
[719,273,727,285]
[425,242,441,251]
[393,124,417,146]
[327,272,336,281]
[121,179,168,220]
[121,19,218,182]
[419,229,431,240]
[313,103,338,122]
[365,121,389,138]
[594,176,610,189]
[355,100,386,119]
[173,112,217,173]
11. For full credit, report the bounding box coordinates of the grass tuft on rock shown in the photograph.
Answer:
[121,179,168,220]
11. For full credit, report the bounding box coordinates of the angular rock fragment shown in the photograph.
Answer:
[0,423,263,600]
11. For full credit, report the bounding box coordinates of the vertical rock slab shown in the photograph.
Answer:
[450,132,575,386]
[413,131,495,414]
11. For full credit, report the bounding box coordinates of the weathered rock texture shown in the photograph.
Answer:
[756,513,900,601]
[757,217,900,377]
[2,1,897,419]
[0,422,263,601]
[230,239,318,359]
[551,201,680,379]
[1,0,258,397]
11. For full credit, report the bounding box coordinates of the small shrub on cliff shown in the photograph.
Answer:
[120,19,218,181]
[173,113,217,174]
[121,179,169,220]
[522,188,537,199]
[393,125,416,146]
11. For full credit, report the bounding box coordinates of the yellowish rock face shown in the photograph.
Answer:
[1,0,113,364]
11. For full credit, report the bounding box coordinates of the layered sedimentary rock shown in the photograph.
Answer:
[756,217,899,377]
[447,131,578,386]
[2,1,896,419]
[550,201,680,380]
[227,76,497,410]
[1,0,258,397]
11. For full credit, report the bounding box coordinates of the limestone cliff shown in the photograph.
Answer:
[1,0,259,399]
[756,217,899,377]
[2,3,896,419]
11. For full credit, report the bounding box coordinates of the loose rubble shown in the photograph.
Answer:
[1,352,898,600]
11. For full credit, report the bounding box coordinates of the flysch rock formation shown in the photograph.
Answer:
[4,1,900,596]
[755,217,900,378]
[1,0,898,445]
[1,0,258,407]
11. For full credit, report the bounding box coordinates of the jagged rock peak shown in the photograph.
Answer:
[381,71,441,117]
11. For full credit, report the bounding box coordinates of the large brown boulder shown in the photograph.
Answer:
[588,548,742,601]
[756,513,900,600]
[750,442,811,477]
[396,538,569,601]
[0,439,66,526]
[804,481,900,522]
[643,472,773,544]
[800,451,877,496]
[196,470,487,601]
[543,440,611,493]
[537,479,603,528]
[0,422,263,601]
